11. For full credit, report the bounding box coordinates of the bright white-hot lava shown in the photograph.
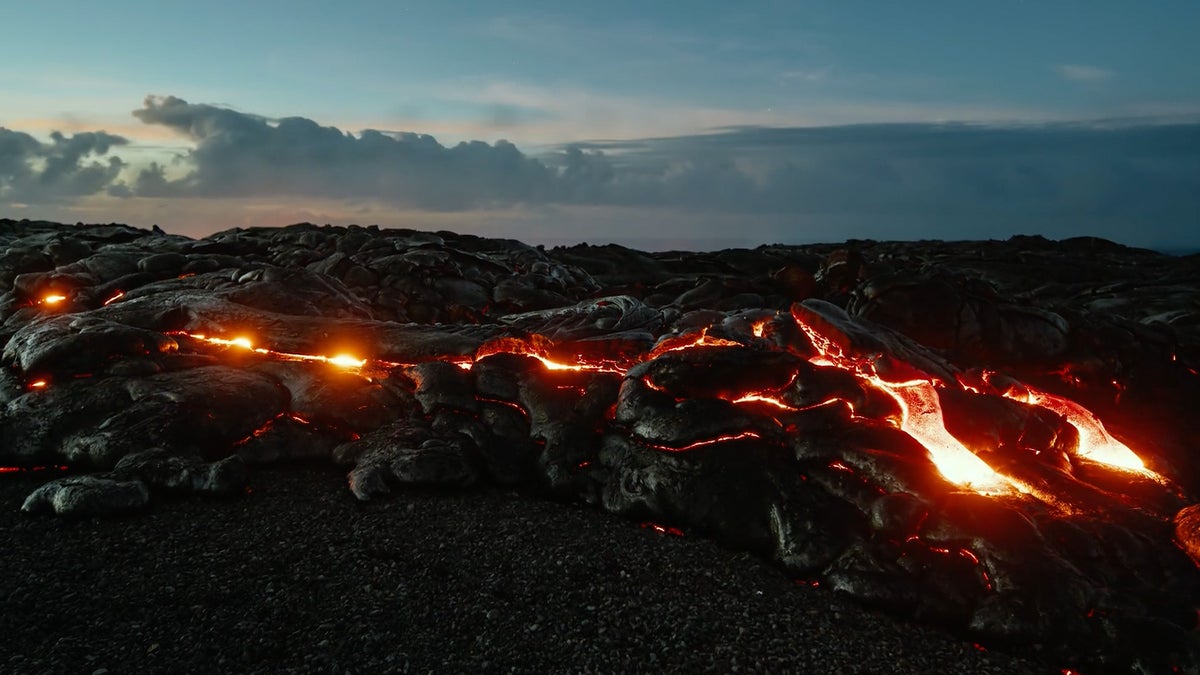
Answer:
[177,333,368,371]
[1000,383,1149,474]
[791,310,1011,492]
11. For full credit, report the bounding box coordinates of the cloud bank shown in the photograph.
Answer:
[0,128,127,203]
[3,95,1199,246]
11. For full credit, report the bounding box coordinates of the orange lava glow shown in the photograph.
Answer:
[178,332,368,372]
[40,293,67,305]
[0,465,69,473]
[792,309,1011,493]
[476,335,626,373]
[648,430,763,452]
[102,291,125,306]
[1001,383,1150,474]
[641,522,685,536]
[326,354,367,369]
[170,313,1156,494]
[648,330,745,359]
[28,380,47,389]
[731,393,799,411]
[890,378,1011,492]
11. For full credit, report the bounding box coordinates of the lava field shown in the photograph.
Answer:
[2,218,1199,672]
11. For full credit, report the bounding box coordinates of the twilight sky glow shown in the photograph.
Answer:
[1,1,1198,249]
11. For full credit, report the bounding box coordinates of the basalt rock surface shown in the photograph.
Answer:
[3,218,1200,673]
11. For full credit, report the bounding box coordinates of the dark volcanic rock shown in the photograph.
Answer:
[2,218,1199,674]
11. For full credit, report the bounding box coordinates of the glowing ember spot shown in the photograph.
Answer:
[751,320,768,338]
[829,460,855,473]
[102,290,125,306]
[1001,384,1150,474]
[641,522,684,536]
[40,293,67,305]
[792,310,1010,492]
[28,380,47,389]
[327,354,365,369]
[0,465,69,473]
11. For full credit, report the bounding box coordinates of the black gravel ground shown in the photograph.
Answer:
[1,466,1045,674]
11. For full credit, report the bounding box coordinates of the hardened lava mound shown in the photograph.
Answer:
[3,219,1200,672]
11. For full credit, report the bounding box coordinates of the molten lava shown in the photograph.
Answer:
[731,393,799,411]
[172,311,1155,497]
[476,336,627,373]
[647,430,763,453]
[649,330,745,359]
[999,382,1149,474]
[178,333,368,372]
[327,354,367,369]
[791,310,1011,492]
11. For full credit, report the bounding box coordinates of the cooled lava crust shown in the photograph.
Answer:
[2,218,1200,672]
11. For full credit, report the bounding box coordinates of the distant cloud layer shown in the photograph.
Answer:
[3,95,1199,246]
[126,96,552,209]
[0,128,127,203]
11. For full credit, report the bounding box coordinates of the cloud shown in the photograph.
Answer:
[128,95,555,209]
[116,96,1200,240]
[552,121,1200,235]
[0,127,128,203]
[5,94,1199,248]
[1055,64,1114,82]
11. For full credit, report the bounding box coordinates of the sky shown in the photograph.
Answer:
[1,0,1198,249]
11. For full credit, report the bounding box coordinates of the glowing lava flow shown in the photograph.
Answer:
[173,320,1150,491]
[1000,383,1149,474]
[792,312,1010,492]
[732,393,799,411]
[649,329,745,358]
[476,336,626,373]
[176,333,369,371]
[889,378,1010,491]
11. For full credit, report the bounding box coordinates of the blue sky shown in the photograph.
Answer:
[1,1,1198,248]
